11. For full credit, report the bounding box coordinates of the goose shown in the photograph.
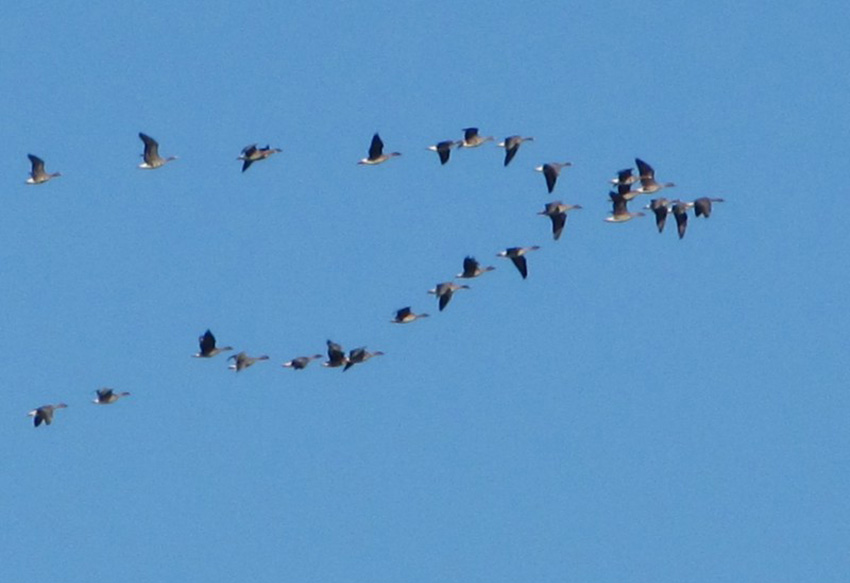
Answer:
[358,133,401,165]
[324,340,348,368]
[645,198,671,233]
[138,133,177,169]
[28,403,67,427]
[610,168,637,186]
[93,388,131,405]
[604,191,645,223]
[343,347,384,372]
[282,354,323,370]
[457,256,495,279]
[538,202,582,241]
[498,135,534,166]
[427,140,459,165]
[193,329,233,358]
[618,180,641,201]
[428,282,470,311]
[634,158,675,195]
[497,246,540,279]
[228,352,269,372]
[238,144,281,172]
[391,307,429,324]
[694,197,725,218]
[672,201,693,239]
[457,127,494,148]
[26,154,61,184]
[534,162,572,193]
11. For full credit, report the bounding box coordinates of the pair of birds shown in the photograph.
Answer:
[323,340,384,371]
[646,197,725,239]
[192,329,269,371]
[29,389,131,428]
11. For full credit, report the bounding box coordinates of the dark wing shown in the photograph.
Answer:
[617,168,633,182]
[139,133,160,161]
[97,388,113,400]
[28,154,45,174]
[368,133,384,159]
[550,212,567,241]
[437,143,451,165]
[635,158,653,179]
[241,144,258,156]
[694,198,711,217]
[395,307,412,320]
[510,255,528,279]
[463,127,479,141]
[617,182,633,196]
[241,159,254,172]
[543,164,558,193]
[199,330,216,355]
[653,207,668,233]
[462,256,478,277]
[610,192,627,215]
[34,411,44,427]
[504,144,519,167]
[674,211,688,239]
[438,291,453,311]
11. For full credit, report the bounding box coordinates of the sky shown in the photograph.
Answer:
[1,1,849,582]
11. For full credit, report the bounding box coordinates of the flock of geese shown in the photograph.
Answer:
[24,128,724,427]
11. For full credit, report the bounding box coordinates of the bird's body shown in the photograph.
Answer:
[324,340,348,368]
[391,307,429,324]
[605,191,645,223]
[498,135,533,166]
[358,133,401,165]
[457,256,495,279]
[497,246,540,279]
[428,282,470,311]
[93,388,131,405]
[228,352,269,372]
[427,140,459,165]
[534,162,572,193]
[694,197,725,218]
[238,144,281,172]
[138,133,177,169]
[194,330,233,358]
[634,158,675,195]
[343,347,384,371]
[26,154,61,184]
[538,201,582,241]
[457,127,494,148]
[282,354,323,370]
[28,403,67,427]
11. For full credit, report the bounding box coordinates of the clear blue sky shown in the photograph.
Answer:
[2,2,848,582]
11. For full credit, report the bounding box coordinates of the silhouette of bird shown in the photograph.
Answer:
[497,246,540,279]
[193,330,233,358]
[428,282,470,311]
[534,162,571,193]
[645,198,672,233]
[282,354,323,370]
[605,191,645,223]
[538,202,582,241]
[343,347,384,371]
[324,340,348,368]
[93,388,131,405]
[427,140,459,165]
[138,133,177,169]
[26,154,61,184]
[358,133,401,165]
[694,197,725,218]
[457,256,495,279]
[498,135,534,166]
[457,127,494,148]
[634,158,675,195]
[391,307,429,324]
[238,144,281,172]
[28,403,68,427]
[228,352,269,372]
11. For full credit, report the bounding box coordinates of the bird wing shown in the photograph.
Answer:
[551,212,567,240]
[368,133,384,159]
[28,154,45,175]
[510,255,528,279]
[139,133,160,162]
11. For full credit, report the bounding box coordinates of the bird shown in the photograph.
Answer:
[324,340,348,368]
[93,388,131,405]
[26,154,61,184]
[428,282,470,311]
[457,256,495,279]
[28,403,68,427]
[138,133,177,169]
[282,354,323,370]
[343,347,384,371]
[610,168,638,186]
[604,191,645,223]
[538,202,582,241]
[238,144,281,172]
[645,198,672,233]
[693,197,725,218]
[617,180,641,201]
[497,246,540,279]
[193,330,233,358]
[457,127,494,148]
[427,140,459,165]
[498,135,534,166]
[228,352,269,372]
[672,200,693,239]
[391,307,429,324]
[534,162,572,193]
[634,158,675,195]
[358,133,401,165]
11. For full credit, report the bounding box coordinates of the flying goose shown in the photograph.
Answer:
[391,307,429,324]
[93,388,131,405]
[497,246,540,279]
[26,154,61,184]
[427,140,459,165]
[693,197,725,218]
[238,144,281,172]
[28,403,68,427]
[428,282,470,311]
[358,133,401,165]
[228,352,269,372]
[604,191,645,223]
[645,198,672,233]
[538,202,582,241]
[138,133,177,169]
[457,256,495,279]
[193,330,233,358]
[343,347,384,371]
[282,354,324,370]
[534,162,572,193]
[457,127,494,148]
[498,135,534,166]
[634,158,675,195]
[324,340,348,368]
